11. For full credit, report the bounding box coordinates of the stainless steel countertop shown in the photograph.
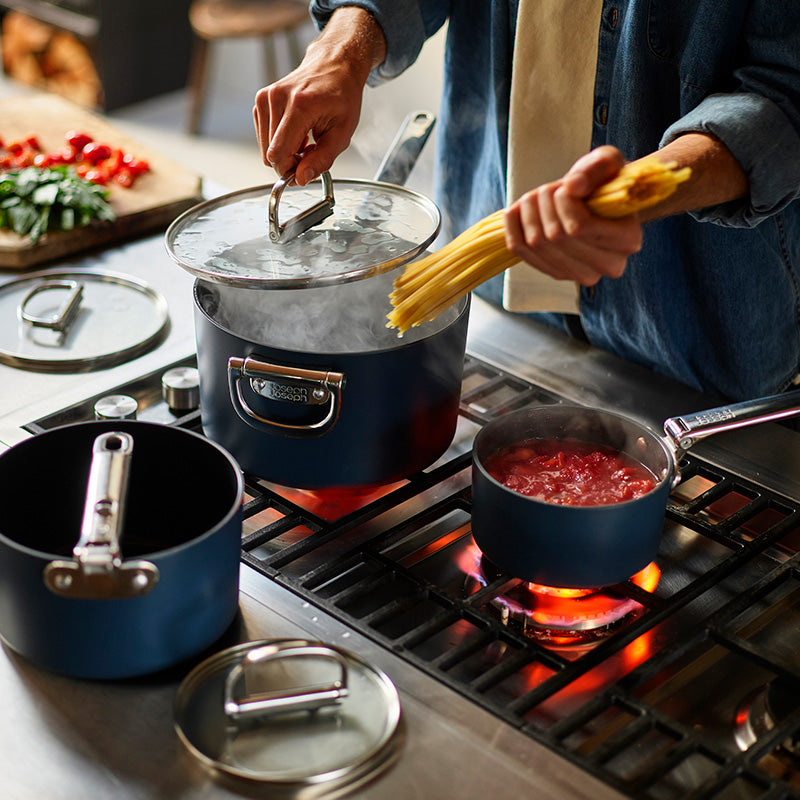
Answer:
[2,229,800,799]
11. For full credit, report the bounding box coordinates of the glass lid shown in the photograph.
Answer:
[0,268,169,373]
[174,639,401,788]
[164,174,441,289]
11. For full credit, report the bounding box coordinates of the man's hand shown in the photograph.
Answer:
[504,146,643,286]
[252,7,386,185]
[503,134,748,287]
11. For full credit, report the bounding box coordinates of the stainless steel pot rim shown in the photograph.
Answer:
[174,638,401,787]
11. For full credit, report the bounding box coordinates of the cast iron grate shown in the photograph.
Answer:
[235,355,800,800]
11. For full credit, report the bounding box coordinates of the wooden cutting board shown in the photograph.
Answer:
[0,93,204,269]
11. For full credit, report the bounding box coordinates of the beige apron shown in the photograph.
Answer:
[502,0,603,313]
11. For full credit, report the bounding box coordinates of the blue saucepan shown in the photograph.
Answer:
[0,420,243,679]
[472,391,800,588]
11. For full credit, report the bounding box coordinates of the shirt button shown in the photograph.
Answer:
[596,103,608,125]
[608,7,619,28]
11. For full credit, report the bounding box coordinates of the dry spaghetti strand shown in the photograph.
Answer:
[387,158,691,333]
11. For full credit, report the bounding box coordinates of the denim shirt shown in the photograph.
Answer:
[311,0,800,400]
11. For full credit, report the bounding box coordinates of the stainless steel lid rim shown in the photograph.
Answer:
[166,178,441,290]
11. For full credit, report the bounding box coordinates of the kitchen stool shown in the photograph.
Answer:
[186,0,309,134]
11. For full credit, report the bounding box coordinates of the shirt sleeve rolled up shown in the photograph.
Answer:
[310,0,439,84]
[661,92,800,228]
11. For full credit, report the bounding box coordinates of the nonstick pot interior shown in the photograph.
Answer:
[0,420,241,558]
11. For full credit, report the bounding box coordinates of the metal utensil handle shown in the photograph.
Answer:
[43,431,160,599]
[19,279,84,334]
[224,642,349,725]
[664,388,800,454]
[373,109,436,184]
[268,169,335,243]
[227,355,344,438]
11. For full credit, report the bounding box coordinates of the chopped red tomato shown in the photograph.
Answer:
[122,153,150,175]
[485,438,657,507]
[113,169,134,187]
[65,131,93,152]
[1,129,151,189]
[13,148,36,167]
[82,142,112,164]
[83,168,107,184]
[51,145,79,164]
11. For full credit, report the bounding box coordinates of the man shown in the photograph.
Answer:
[253,2,800,401]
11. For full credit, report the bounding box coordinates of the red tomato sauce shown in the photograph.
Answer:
[484,438,657,506]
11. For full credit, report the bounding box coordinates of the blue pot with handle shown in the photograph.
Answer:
[0,420,243,679]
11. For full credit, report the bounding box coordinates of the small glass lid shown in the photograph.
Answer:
[0,269,169,373]
[174,639,401,788]
[165,175,441,289]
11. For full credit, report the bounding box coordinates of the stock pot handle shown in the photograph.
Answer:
[227,355,344,438]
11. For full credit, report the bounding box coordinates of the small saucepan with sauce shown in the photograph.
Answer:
[471,391,800,588]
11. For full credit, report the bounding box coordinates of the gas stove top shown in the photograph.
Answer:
[13,301,800,799]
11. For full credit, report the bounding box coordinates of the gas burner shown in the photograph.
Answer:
[460,543,660,646]
[270,482,403,522]
[734,677,800,755]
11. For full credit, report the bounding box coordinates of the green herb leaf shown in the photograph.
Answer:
[0,166,115,243]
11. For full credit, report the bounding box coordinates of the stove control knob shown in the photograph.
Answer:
[162,366,200,412]
[94,394,138,421]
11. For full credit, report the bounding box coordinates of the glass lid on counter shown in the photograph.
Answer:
[164,174,441,290]
[0,268,169,373]
[174,639,401,789]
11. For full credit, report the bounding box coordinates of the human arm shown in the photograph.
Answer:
[252,6,386,185]
[503,133,749,287]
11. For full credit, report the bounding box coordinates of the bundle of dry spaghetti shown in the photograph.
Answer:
[387,157,691,333]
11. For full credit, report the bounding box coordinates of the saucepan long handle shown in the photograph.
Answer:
[373,109,436,185]
[664,388,800,454]
[43,431,160,599]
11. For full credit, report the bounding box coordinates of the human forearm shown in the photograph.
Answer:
[304,6,386,84]
[635,133,749,222]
